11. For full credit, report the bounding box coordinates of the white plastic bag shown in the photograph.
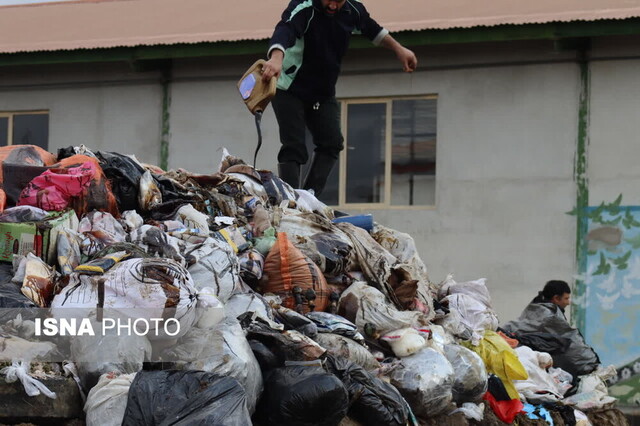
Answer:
[514,345,563,403]
[0,361,56,399]
[380,328,426,358]
[84,373,136,426]
[449,402,484,421]
[195,287,225,328]
[443,292,498,345]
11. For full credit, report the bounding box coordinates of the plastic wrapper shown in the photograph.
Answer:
[338,281,428,337]
[315,333,380,370]
[57,227,83,276]
[0,205,48,223]
[161,319,263,414]
[186,236,246,302]
[389,347,455,417]
[273,305,318,338]
[260,363,349,426]
[238,249,264,287]
[84,373,136,426]
[381,328,426,358]
[306,311,366,345]
[442,344,488,403]
[325,354,408,426]
[503,301,600,377]
[52,258,199,340]
[122,370,252,426]
[20,252,56,307]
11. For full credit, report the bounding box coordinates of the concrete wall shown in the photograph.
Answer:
[1,37,639,321]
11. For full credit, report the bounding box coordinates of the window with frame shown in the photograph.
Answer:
[0,111,49,150]
[310,96,437,207]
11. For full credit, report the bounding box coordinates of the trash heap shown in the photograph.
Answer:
[0,144,628,426]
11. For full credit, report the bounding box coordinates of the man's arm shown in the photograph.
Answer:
[379,34,418,73]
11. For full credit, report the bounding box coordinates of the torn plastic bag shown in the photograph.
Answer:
[0,361,56,399]
[262,232,330,313]
[258,169,297,206]
[84,372,136,426]
[338,281,428,338]
[443,292,499,345]
[261,363,349,426]
[438,276,494,311]
[52,258,199,340]
[502,302,600,377]
[462,330,528,400]
[242,314,326,362]
[294,189,335,219]
[0,205,48,222]
[306,311,366,345]
[238,249,264,288]
[315,333,380,371]
[380,328,426,358]
[293,232,352,277]
[20,252,56,307]
[137,170,162,211]
[389,347,455,417]
[435,307,474,341]
[225,292,274,325]
[564,366,617,410]
[79,210,127,256]
[513,346,564,403]
[70,318,152,391]
[273,305,318,338]
[129,224,185,265]
[96,151,146,212]
[57,227,83,276]
[185,236,245,302]
[160,319,263,414]
[442,344,488,404]
[325,354,408,426]
[122,370,252,426]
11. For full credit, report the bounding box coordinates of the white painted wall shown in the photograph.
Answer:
[3,37,638,322]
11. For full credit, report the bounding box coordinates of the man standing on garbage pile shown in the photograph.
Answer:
[261,0,418,196]
[503,280,601,378]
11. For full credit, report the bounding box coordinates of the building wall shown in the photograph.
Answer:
[0,37,638,323]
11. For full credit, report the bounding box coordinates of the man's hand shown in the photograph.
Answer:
[262,50,284,82]
[396,46,417,73]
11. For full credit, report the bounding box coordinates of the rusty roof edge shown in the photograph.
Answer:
[2,18,640,67]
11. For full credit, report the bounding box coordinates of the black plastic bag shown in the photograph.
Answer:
[249,339,280,372]
[96,151,146,212]
[324,355,408,426]
[261,364,348,426]
[0,263,37,321]
[273,305,318,338]
[122,370,252,426]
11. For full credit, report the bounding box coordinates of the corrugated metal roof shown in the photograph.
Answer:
[1,0,640,54]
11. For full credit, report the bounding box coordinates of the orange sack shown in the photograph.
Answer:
[263,232,329,313]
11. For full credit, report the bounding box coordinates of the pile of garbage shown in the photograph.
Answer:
[0,144,628,425]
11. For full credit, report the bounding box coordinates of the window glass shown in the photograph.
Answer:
[0,117,7,147]
[391,99,437,206]
[345,103,386,204]
[12,114,49,149]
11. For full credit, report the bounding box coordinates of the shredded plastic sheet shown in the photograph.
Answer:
[84,372,136,426]
[0,361,56,399]
[389,347,455,417]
